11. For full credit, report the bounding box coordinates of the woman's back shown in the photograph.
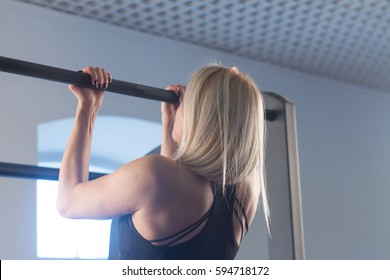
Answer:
[116,155,256,259]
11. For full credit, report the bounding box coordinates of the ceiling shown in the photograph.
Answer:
[13,0,390,92]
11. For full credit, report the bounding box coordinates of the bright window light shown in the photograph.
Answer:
[36,166,112,259]
[37,116,162,259]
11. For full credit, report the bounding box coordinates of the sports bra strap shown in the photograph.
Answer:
[234,197,249,233]
[233,197,249,242]
[148,206,214,247]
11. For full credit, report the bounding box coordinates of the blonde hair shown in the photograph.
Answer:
[174,64,270,230]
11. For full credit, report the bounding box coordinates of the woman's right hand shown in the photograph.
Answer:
[69,66,112,109]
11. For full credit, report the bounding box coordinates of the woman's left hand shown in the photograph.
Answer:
[69,66,112,109]
[161,84,185,124]
[160,84,185,158]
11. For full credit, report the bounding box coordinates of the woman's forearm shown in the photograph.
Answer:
[58,103,98,210]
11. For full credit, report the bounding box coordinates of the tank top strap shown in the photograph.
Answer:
[221,184,249,243]
[234,197,249,233]
[148,198,215,247]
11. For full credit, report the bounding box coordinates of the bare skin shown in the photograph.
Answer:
[57,67,256,247]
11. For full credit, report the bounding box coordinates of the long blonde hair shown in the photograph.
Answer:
[174,64,270,230]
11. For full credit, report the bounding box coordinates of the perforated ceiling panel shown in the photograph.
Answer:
[13,0,390,92]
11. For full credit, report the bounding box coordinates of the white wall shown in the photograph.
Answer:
[1,0,390,259]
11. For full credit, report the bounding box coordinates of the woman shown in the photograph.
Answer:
[57,64,269,259]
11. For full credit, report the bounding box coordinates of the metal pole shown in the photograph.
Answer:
[0,56,178,103]
[0,56,276,121]
[0,162,105,181]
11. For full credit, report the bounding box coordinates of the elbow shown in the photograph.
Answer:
[57,183,78,218]
[57,200,69,218]
[56,198,74,219]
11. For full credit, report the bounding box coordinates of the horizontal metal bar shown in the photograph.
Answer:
[0,55,178,103]
[0,162,106,181]
[0,56,276,121]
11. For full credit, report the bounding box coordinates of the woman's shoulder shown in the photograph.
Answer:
[130,154,182,189]
[137,154,180,175]
[136,154,210,197]
[132,154,212,212]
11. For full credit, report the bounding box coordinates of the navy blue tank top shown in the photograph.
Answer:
[116,183,246,260]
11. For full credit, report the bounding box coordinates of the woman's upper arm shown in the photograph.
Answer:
[58,155,161,219]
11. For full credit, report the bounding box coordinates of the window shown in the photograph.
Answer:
[37,116,162,259]
[36,169,112,259]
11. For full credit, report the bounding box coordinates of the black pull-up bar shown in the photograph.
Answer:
[0,55,178,103]
[0,56,276,121]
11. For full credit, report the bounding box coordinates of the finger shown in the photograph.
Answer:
[68,84,77,92]
[100,68,110,89]
[83,66,98,87]
[165,84,175,91]
[95,67,104,89]
[165,85,180,104]
[172,85,181,95]
[174,85,185,102]
[175,85,182,93]
[177,85,186,94]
